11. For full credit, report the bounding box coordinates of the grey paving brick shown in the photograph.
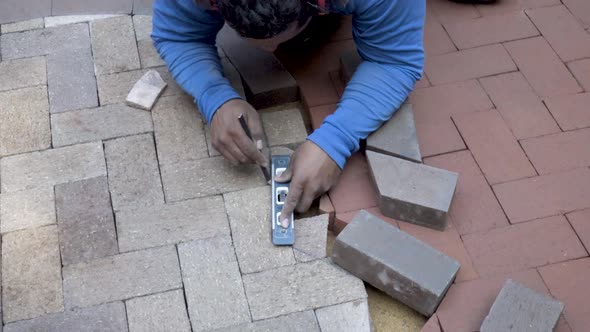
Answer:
[0,187,55,233]
[0,0,50,25]
[315,299,372,332]
[0,86,51,157]
[0,56,46,92]
[178,236,250,331]
[133,15,164,68]
[211,311,320,332]
[4,302,128,332]
[221,57,246,99]
[104,133,164,211]
[55,177,118,265]
[2,225,63,322]
[52,0,133,15]
[330,210,460,316]
[366,151,458,231]
[1,18,43,33]
[161,156,266,202]
[243,258,367,321]
[44,14,122,28]
[224,186,296,274]
[261,107,308,148]
[126,290,190,332]
[126,69,167,110]
[133,0,154,15]
[90,16,140,75]
[116,196,229,252]
[63,246,182,309]
[153,95,208,165]
[294,214,329,263]
[0,141,106,192]
[97,66,183,105]
[367,103,422,163]
[480,279,564,332]
[51,104,153,147]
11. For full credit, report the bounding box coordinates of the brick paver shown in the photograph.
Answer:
[566,209,590,251]
[0,57,46,92]
[0,18,44,33]
[126,290,191,332]
[544,92,590,130]
[521,128,590,174]
[568,59,590,91]
[89,16,140,75]
[0,187,55,233]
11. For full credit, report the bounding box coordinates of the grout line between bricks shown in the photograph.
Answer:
[101,140,122,254]
[564,213,590,256]
[148,131,169,204]
[174,244,195,332]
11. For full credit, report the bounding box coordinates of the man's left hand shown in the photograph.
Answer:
[275,141,342,226]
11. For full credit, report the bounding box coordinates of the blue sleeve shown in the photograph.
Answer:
[151,0,242,124]
[308,0,426,169]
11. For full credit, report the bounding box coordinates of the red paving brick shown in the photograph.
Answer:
[539,258,590,332]
[425,44,517,85]
[504,36,582,98]
[309,104,337,130]
[414,75,430,89]
[328,152,379,214]
[463,215,587,277]
[521,128,590,174]
[318,194,335,226]
[425,151,509,235]
[415,118,466,158]
[297,71,340,108]
[479,72,560,139]
[421,314,441,332]
[444,11,538,49]
[476,0,560,17]
[545,92,590,130]
[493,167,590,223]
[563,0,590,27]
[527,5,590,62]
[566,209,590,252]
[328,71,345,97]
[453,110,536,184]
[423,11,457,56]
[567,59,590,91]
[427,0,480,24]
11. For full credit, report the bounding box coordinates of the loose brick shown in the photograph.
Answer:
[133,15,165,68]
[2,226,63,322]
[44,14,123,28]
[178,236,250,331]
[161,156,266,202]
[116,196,230,252]
[567,209,590,251]
[126,290,191,332]
[51,104,153,147]
[444,11,538,49]
[4,302,128,332]
[463,215,586,277]
[298,71,340,107]
[63,246,182,309]
[152,95,208,165]
[504,36,582,97]
[367,151,458,231]
[527,5,590,62]
[0,187,55,233]
[221,57,246,99]
[224,186,296,274]
[423,13,456,56]
[454,110,536,184]
[51,0,132,16]
[367,103,422,163]
[55,177,118,265]
[425,44,516,85]
[310,104,337,130]
[104,134,164,211]
[480,279,564,331]
[415,118,466,157]
[294,214,330,263]
[1,18,43,33]
[0,86,51,157]
[493,167,590,223]
[328,152,379,214]
[211,311,320,332]
[90,16,140,75]
[315,299,372,332]
[261,107,308,148]
[331,210,460,316]
[126,69,167,110]
[568,58,590,91]
[545,92,590,130]
[521,128,590,174]
[0,56,46,92]
[0,141,106,192]
[333,206,401,236]
[243,258,367,321]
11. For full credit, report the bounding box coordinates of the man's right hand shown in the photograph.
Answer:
[210,99,268,167]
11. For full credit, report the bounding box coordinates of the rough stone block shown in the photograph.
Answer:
[62,246,182,309]
[294,214,330,263]
[330,210,460,316]
[339,50,363,84]
[51,104,153,147]
[90,16,140,75]
[152,95,208,165]
[261,107,308,148]
[224,186,296,274]
[116,196,230,252]
[161,156,266,202]
[480,279,564,332]
[367,103,422,163]
[366,151,458,231]
[0,86,51,157]
[126,69,167,110]
[55,177,118,265]
[210,311,320,332]
[0,187,55,233]
[2,226,64,322]
[315,299,372,332]
[243,258,367,321]
[126,290,191,332]
[0,141,106,192]
[178,236,250,331]
[44,14,122,28]
[104,133,164,211]
[0,56,46,92]
[3,302,128,332]
[1,18,44,33]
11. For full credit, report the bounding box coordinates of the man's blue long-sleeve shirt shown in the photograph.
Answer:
[151,0,425,169]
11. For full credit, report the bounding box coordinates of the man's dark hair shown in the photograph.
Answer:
[217,0,315,39]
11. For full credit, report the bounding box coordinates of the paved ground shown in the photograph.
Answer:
[1,0,590,331]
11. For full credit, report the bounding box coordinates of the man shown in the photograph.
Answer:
[151,0,425,226]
